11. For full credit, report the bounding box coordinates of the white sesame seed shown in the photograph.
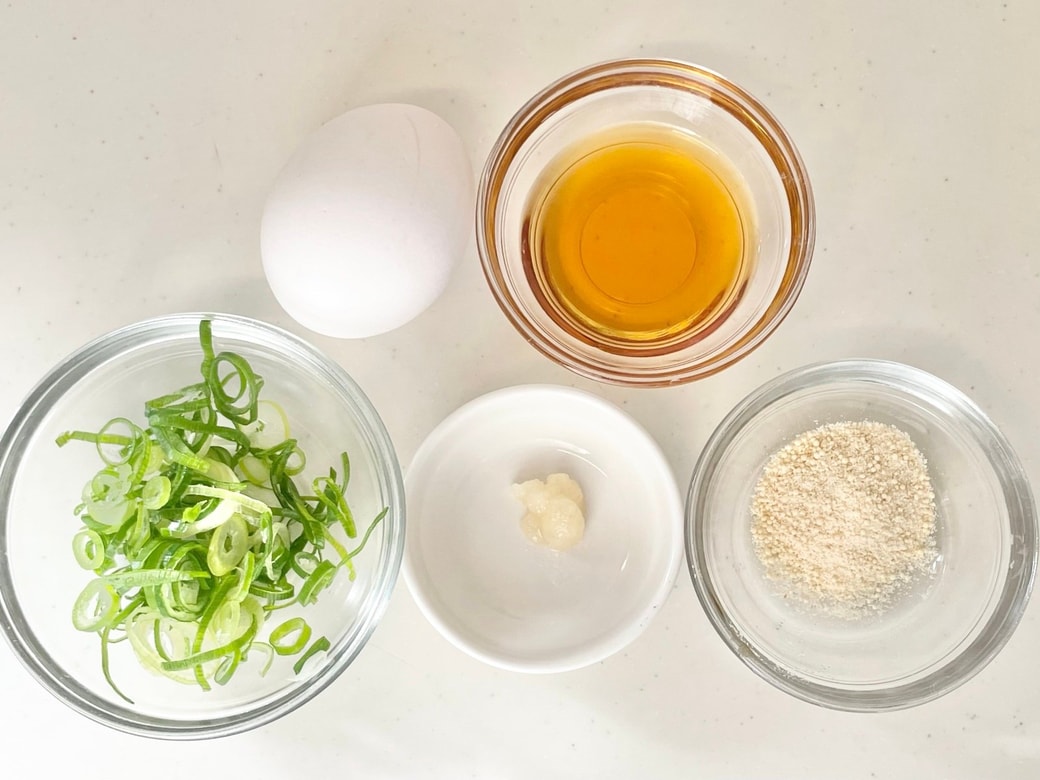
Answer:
[750,421,938,616]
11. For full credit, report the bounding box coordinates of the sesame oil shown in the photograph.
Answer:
[524,125,751,345]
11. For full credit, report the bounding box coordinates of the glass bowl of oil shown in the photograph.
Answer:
[476,58,815,386]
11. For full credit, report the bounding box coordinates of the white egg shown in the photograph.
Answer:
[260,103,473,338]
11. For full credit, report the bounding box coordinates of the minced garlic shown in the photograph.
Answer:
[511,473,585,551]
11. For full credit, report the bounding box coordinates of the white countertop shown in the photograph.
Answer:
[2,1,1037,776]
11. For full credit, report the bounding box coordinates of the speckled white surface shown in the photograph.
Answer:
[1,1,1038,777]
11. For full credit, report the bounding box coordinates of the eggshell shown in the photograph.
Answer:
[260,103,473,338]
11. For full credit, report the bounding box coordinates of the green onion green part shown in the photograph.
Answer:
[292,636,331,675]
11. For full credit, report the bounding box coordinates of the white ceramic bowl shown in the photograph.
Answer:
[403,385,683,672]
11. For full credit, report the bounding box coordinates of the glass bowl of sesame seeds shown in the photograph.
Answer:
[684,359,1037,711]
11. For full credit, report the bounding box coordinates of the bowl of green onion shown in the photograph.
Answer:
[0,313,405,738]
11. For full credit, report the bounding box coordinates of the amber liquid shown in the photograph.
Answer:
[525,125,750,344]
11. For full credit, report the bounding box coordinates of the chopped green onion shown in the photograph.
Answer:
[290,550,320,578]
[56,319,389,698]
[206,352,263,425]
[72,528,105,570]
[198,457,240,487]
[292,636,331,675]
[185,484,270,515]
[207,514,249,576]
[269,617,312,656]
[160,613,258,673]
[346,507,388,561]
[238,454,271,486]
[125,611,203,685]
[249,641,275,676]
[103,568,208,590]
[211,599,242,640]
[248,577,295,603]
[213,650,242,686]
[100,625,134,704]
[142,475,172,510]
[298,560,337,606]
[72,579,120,632]
[228,551,257,603]
[240,400,291,450]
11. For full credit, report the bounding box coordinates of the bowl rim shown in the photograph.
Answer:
[401,383,684,673]
[475,56,816,387]
[0,312,406,739]
[684,358,1039,711]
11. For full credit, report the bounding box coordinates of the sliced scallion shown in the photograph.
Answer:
[56,319,389,699]
[292,636,331,675]
[72,528,105,570]
[269,617,311,656]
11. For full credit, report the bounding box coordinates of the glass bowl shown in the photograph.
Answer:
[0,313,406,738]
[476,58,815,387]
[685,359,1037,711]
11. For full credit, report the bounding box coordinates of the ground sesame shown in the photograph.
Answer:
[750,420,937,616]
